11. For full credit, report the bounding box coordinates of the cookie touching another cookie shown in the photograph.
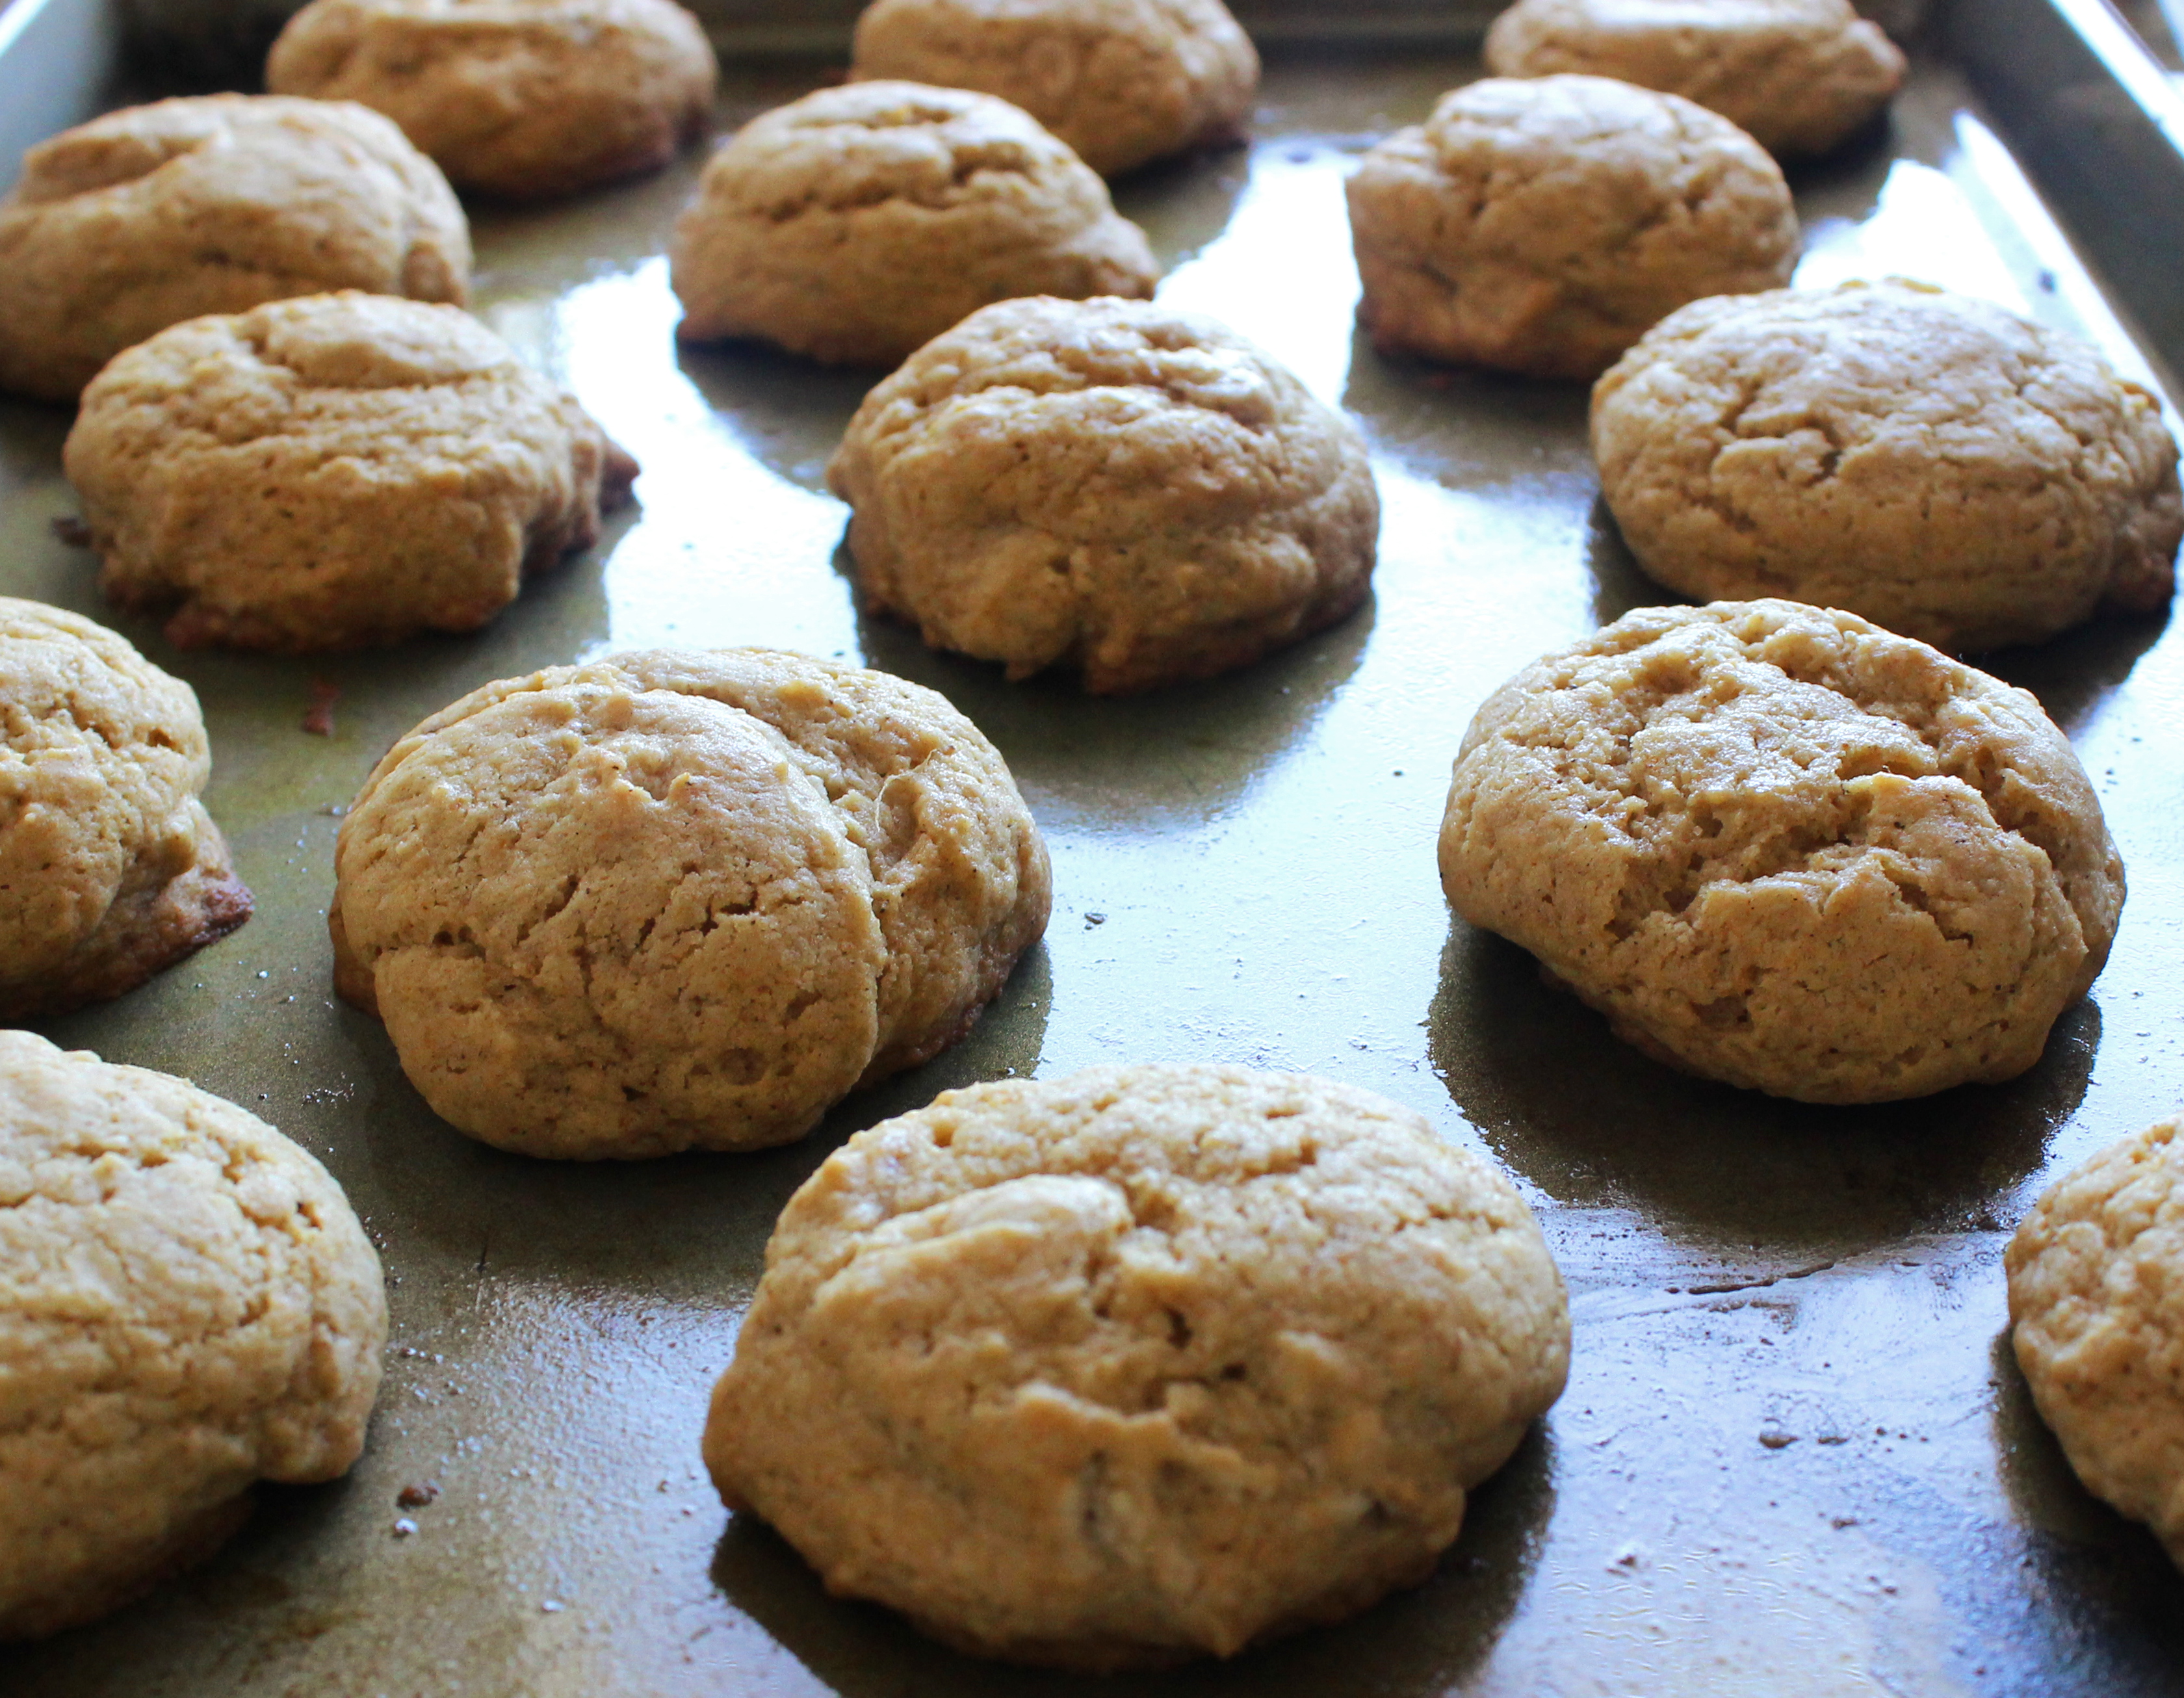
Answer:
[669,81,1156,367]
[266,0,718,200]
[1592,281,2182,652]
[1439,600,2124,1103]
[0,1032,385,1640]
[1484,0,1904,159]
[2009,1117,2184,1570]
[64,292,638,653]
[0,599,251,1023]
[829,295,1379,692]
[330,649,1050,1159]
[850,0,1258,178]
[0,96,469,404]
[1346,74,1798,380]
[705,1063,1569,1668]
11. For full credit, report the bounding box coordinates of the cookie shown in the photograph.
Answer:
[2008,1117,2184,1567]
[0,599,252,1023]
[668,81,1157,367]
[1483,0,1904,158]
[1591,281,2183,652]
[0,95,469,404]
[330,648,1050,1160]
[705,1063,1569,1668]
[0,1031,385,1640]
[64,292,638,654]
[850,0,1258,178]
[266,0,718,201]
[1345,74,1798,381]
[1438,599,2125,1103]
[827,295,1379,692]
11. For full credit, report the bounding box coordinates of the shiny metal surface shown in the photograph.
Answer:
[4,46,2184,1698]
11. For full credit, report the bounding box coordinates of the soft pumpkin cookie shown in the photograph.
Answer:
[706,1063,1569,1667]
[1438,599,2124,1102]
[65,292,636,653]
[1346,74,1798,380]
[0,1032,385,1639]
[0,598,250,1021]
[828,294,1378,692]
[267,0,717,200]
[1483,0,1904,158]
[669,81,1156,367]
[330,649,1050,1158]
[0,95,467,402]
[851,0,1258,177]
[1591,281,2181,651]
[2009,1117,2184,1570]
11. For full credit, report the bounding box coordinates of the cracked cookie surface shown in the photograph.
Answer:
[668,81,1156,366]
[1484,0,1904,159]
[828,294,1378,692]
[331,647,1050,1158]
[704,1062,1569,1668]
[0,95,467,403]
[0,598,251,1021]
[850,0,1257,178]
[65,291,637,653]
[1345,74,1797,380]
[2009,1117,2184,1570]
[0,1030,385,1639]
[1592,281,2182,651]
[1438,599,2124,1103]
[267,0,716,201]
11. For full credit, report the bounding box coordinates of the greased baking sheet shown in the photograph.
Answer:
[4,20,2184,1697]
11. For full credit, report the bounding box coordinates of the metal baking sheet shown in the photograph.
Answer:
[4,9,2184,1693]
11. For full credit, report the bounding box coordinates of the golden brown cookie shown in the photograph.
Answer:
[850,0,1258,178]
[1438,600,2125,1103]
[705,1063,1569,1668]
[1591,281,2182,652]
[64,291,637,653]
[330,648,1051,1159]
[2008,1117,2184,1569]
[828,294,1379,692]
[0,95,469,404]
[0,599,251,1022]
[266,0,718,201]
[1346,74,1798,380]
[1483,0,1904,158]
[668,81,1157,367]
[0,1031,385,1640]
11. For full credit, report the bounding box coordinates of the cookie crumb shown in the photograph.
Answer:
[49,516,91,547]
[302,679,341,737]
[396,1481,440,1508]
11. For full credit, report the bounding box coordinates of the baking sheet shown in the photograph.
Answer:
[3,27,2184,1698]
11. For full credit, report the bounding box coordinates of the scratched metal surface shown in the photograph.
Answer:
[2,38,2183,1698]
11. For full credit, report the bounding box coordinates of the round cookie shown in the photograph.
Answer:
[64,291,638,654]
[0,599,251,1023]
[1438,599,2125,1104]
[1345,74,1798,381]
[2008,1117,2184,1568]
[850,0,1258,179]
[0,95,469,404]
[0,1031,385,1640]
[705,1063,1570,1668]
[1483,0,1905,159]
[668,81,1157,367]
[827,294,1379,693]
[1591,281,2183,653]
[266,0,718,202]
[330,647,1051,1160]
